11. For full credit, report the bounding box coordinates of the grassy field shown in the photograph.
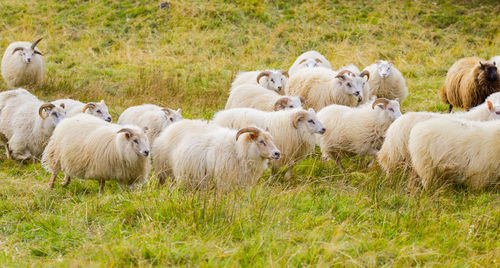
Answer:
[1,0,499,266]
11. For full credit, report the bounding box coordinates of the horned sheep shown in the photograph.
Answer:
[288,50,332,76]
[0,88,65,161]
[377,92,500,175]
[225,84,303,111]
[213,108,325,177]
[42,114,151,191]
[118,104,183,142]
[152,120,280,190]
[363,60,408,102]
[52,99,112,122]
[285,67,369,111]
[1,38,45,88]
[440,57,499,112]
[408,117,500,189]
[231,69,289,94]
[316,98,401,170]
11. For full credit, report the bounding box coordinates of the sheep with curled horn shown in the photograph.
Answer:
[52,98,112,122]
[152,120,280,190]
[225,83,303,111]
[118,104,183,143]
[286,67,369,111]
[440,57,500,112]
[1,38,45,88]
[289,50,332,76]
[0,89,65,161]
[230,69,289,94]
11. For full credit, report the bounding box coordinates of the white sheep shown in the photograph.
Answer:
[377,92,500,175]
[408,117,500,189]
[285,67,369,111]
[118,104,183,142]
[42,114,151,191]
[337,64,372,104]
[231,69,289,94]
[363,60,408,102]
[52,99,112,122]
[288,50,332,76]
[152,120,280,190]
[317,98,401,170]
[225,84,303,111]
[0,88,65,160]
[212,108,325,177]
[1,38,45,88]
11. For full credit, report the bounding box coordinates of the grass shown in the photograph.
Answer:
[0,0,499,266]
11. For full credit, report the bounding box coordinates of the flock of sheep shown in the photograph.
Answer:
[1,38,499,192]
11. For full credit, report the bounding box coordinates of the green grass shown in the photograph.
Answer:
[1,0,499,266]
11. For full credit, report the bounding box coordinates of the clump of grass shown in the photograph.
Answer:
[0,0,499,266]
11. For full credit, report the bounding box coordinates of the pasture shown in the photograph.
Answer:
[0,0,499,266]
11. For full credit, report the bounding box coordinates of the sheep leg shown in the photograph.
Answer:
[99,180,105,193]
[5,143,12,159]
[447,104,453,113]
[48,173,58,190]
[157,176,166,188]
[335,158,345,171]
[284,165,294,179]
[407,169,421,193]
[61,174,71,187]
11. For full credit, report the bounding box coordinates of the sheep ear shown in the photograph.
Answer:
[59,103,65,109]
[117,128,133,139]
[100,100,105,104]
[280,70,289,78]
[487,101,493,111]
[176,108,182,114]
[298,96,305,104]
[479,61,485,69]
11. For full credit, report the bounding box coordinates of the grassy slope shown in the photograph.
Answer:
[0,0,499,266]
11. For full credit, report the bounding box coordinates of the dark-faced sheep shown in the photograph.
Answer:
[440,57,499,112]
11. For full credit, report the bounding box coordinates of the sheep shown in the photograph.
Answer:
[118,104,183,142]
[408,117,500,190]
[212,108,325,177]
[337,64,372,104]
[231,69,289,94]
[363,60,408,102]
[316,98,401,170]
[377,92,500,175]
[0,88,65,161]
[42,114,151,191]
[440,57,500,112]
[285,67,370,111]
[152,120,280,190]
[52,99,112,122]
[1,38,45,88]
[288,50,332,76]
[225,84,303,111]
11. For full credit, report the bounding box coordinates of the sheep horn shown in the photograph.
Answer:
[335,70,352,79]
[38,103,55,119]
[82,103,96,113]
[372,98,390,109]
[31,38,42,50]
[273,97,290,111]
[117,128,134,139]
[161,107,173,115]
[236,127,261,141]
[280,70,289,78]
[299,59,307,64]
[360,70,370,81]
[12,47,24,54]
[292,110,308,129]
[256,71,271,84]
[315,58,322,63]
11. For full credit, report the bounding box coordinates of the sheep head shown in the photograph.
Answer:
[273,96,302,111]
[257,70,288,92]
[375,60,393,78]
[83,100,112,122]
[236,127,280,160]
[39,103,65,127]
[12,38,43,64]
[292,109,325,134]
[478,61,498,82]
[372,98,402,120]
[161,107,183,124]
[299,58,322,68]
[336,70,365,103]
[117,127,150,157]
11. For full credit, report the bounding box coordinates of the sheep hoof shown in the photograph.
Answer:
[61,175,71,187]
[447,104,453,113]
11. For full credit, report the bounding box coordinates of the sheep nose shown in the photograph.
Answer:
[142,150,149,157]
[354,91,360,96]
[319,128,326,134]
[106,117,112,122]
[277,86,282,90]
[27,58,32,63]
[272,151,281,160]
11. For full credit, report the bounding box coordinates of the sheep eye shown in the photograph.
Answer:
[308,119,315,124]
[496,111,500,115]
[170,118,174,122]
[389,108,394,112]
[97,110,102,114]
[260,141,266,146]
[270,79,274,83]
[347,83,351,87]
[134,139,139,144]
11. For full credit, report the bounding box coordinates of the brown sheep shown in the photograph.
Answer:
[440,57,499,112]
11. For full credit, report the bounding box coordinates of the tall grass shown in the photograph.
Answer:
[0,0,499,266]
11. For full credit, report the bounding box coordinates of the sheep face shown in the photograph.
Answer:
[162,108,183,124]
[118,127,150,157]
[237,127,281,160]
[299,58,322,69]
[39,104,66,130]
[372,98,402,121]
[13,38,43,64]
[337,72,366,103]
[487,101,500,119]
[293,108,326,134]
[84,100,112,122]
[273,96,303,111]
[258,70,289,92]
[376,60,393,78]
[479,61,498,82]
